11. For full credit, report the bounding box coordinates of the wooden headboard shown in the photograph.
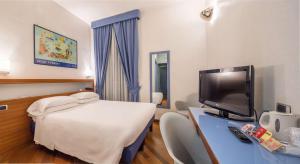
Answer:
[0,79,94,155]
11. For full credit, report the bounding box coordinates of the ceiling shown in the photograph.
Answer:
[54,0,185,25]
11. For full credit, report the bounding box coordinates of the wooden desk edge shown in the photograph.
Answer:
[189,110,219,164]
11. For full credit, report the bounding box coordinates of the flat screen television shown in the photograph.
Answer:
[199,65,254,119]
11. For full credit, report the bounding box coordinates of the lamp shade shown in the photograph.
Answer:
[83,68,92,79]
[0,59,10,74]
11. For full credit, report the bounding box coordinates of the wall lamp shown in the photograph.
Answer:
[0,59,10,75]
[201,7,214,20]
[85,68,93,79]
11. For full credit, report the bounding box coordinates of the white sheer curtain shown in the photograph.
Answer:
[103,30,128,101]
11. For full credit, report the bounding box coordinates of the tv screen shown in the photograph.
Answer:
[199,66,254,117]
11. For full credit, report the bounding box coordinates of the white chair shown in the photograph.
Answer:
[175,101,189,118]
[152,92,163,105]
[160,112,211,164]
[175,101,189,111]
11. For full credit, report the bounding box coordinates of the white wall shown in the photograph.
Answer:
[138,0,207,109]
[205,0,300,114]
[1,0,298,116]
[0,0,92,100]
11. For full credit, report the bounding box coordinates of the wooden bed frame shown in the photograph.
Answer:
[0,79,94,156]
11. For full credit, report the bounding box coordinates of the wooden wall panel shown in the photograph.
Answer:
[0,91,87,155]
[0,79,94,85]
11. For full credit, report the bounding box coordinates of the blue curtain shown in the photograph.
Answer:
[113,18,140,102]
[93,25,113,99]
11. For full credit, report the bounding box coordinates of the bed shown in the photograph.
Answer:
[30,99,156,164]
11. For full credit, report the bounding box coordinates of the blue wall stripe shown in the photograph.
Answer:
[91,9,140,28]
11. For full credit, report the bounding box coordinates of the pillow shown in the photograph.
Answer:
[70,92,99,100]
[78,97,99,104]
[29,103,78,121]
[27,96,78,117]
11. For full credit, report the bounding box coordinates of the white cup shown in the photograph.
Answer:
[289,127,300,147]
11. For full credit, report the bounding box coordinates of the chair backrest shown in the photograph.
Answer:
[175,101,189,111]
[160,112,211,164]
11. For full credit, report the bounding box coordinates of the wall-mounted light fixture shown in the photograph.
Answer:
[201,7,214,20]
[0,59,10,75]
[85,68,93,79]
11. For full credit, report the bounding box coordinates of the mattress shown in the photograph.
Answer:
[34,100,156,163]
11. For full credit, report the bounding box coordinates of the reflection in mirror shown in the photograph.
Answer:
[150,51,170,109]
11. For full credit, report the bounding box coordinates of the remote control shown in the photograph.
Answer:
[228,126,252,144]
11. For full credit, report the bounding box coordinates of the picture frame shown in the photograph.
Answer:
[33,24,78,68]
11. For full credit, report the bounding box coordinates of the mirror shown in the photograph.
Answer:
[150,51,170,109]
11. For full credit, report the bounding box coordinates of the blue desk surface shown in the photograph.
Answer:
[189,107,300,164]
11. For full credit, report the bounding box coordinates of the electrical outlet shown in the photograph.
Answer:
[0,105,8,111]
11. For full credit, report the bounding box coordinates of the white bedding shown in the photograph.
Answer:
[34,100,156,164]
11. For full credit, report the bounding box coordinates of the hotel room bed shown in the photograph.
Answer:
[30,99,156,164]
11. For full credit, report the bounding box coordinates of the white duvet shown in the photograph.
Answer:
[34,100,156,164]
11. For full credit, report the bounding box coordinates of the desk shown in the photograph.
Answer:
[189,107,300,164]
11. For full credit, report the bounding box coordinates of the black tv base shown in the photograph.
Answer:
[204,110,254,122]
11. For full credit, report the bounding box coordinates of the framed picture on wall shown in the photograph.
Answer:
[33,24,78,68]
